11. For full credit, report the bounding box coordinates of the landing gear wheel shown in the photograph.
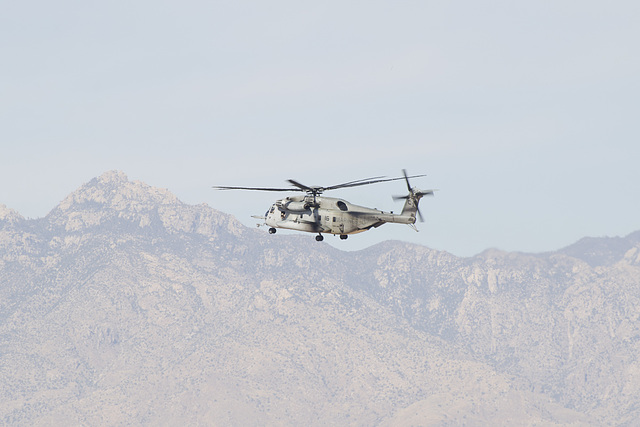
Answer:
[268,227,276,234]
[340,234,348,240]
[315,234,324,242]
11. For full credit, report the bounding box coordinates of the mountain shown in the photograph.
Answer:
[1,171,638,425]
[558,231,640,267]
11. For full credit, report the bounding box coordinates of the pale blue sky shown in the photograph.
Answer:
[1,1,638,256]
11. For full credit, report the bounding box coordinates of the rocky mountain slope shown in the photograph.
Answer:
[1,171,638,425]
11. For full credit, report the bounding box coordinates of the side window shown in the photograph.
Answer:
[337,201,348,211]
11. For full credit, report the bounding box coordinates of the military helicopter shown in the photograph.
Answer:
[212,170,435,241]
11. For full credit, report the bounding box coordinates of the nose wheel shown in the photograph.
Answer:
[315,234,324,242]
[268,227,277,234]
[340,234,348,240]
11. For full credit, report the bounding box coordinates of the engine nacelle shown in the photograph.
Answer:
[276,199,312,213]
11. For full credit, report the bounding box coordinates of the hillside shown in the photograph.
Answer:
[1,171,638,425]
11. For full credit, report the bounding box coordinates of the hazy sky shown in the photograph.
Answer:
[2,1,638,256]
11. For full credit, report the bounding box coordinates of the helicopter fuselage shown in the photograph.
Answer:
[263,194,415,236]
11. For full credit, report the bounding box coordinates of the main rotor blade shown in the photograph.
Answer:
[324,174,426,191]
[329,176,386,187]
[416,207,424,222]
[212,185,303,192]
[213,172,428,194]
[287,179,314,192]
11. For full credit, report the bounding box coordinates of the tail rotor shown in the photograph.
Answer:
[392,169,435,222]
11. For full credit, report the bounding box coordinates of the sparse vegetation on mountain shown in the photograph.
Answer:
[1,171,638,425]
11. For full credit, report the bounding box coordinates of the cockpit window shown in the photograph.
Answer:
[337,201,348,211]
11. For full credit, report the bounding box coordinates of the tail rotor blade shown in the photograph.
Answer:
[402,169,412,193]
[394,190,434,201]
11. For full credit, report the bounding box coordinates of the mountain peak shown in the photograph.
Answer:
[55,170,178,214]
[97,169,128,184]
[44,171,245,238]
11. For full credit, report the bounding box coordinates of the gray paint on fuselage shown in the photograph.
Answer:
[264,195,415,236]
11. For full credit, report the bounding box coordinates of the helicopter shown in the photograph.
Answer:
[212,170,435,241]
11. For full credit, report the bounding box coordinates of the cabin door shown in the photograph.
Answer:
[330,214,344,234]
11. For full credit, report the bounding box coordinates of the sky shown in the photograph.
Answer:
[1,1,639,257]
